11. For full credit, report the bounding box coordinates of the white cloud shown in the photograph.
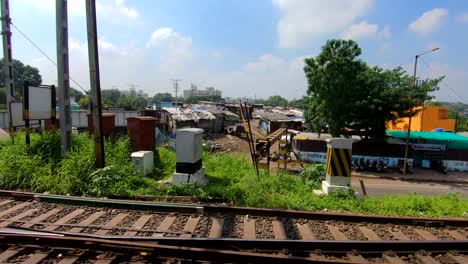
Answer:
[419,63,468,102]
[243,54,285,72]
[98,0,140,21]
[211,50,222,60]
[342,21,391,40]
[273,0,373,48]
[146,27,193,74]
[458,12,468,23]
[379,42,392,53]
[408,8,448,36]
[201,54,310,99]
[146,28,191,49]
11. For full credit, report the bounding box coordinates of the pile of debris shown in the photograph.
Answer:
[204,134,249,154]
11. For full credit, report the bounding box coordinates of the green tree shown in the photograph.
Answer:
[151,92,173,104]
[266,95,289,107]
[101,89,122,106]
[78,95,91,110]
[304,39,366,137]
[304,39,442,140]
[70,87,84,102]
[0,59,42,95]
[117,95,148,110]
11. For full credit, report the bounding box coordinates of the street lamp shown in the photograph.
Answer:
[402,47,440,176]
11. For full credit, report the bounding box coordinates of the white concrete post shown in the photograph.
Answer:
[321,138,353,194]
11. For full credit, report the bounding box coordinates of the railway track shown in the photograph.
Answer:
[0,190,466,263]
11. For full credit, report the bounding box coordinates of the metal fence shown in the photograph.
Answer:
[0,110,139,129]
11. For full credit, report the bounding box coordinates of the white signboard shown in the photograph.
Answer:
[27,86,52,120]
[11,102,25,127]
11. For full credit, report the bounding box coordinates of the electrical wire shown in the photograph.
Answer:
[418,57,466,103]
[9,22,88,94]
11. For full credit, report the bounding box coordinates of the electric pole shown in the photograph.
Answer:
[128,84,138,96]
[86,0,105,168]
[171,79,181,106]
[56,0,72,153]
[1,0,13,137]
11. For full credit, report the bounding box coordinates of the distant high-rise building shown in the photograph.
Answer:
[183,84,222,98]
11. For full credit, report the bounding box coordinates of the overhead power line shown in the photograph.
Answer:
[9,22,87,94]
[418,57,466,103]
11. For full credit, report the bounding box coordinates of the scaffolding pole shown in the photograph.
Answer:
[56,0,72,153]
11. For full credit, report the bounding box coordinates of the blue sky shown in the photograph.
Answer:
[5,0,468,101]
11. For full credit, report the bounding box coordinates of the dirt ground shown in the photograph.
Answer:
[204,120,266,155]
[204,121,303,172]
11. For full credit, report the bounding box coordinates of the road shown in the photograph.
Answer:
[351,177,468,197]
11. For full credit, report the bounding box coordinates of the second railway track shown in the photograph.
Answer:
[0,190,466,263]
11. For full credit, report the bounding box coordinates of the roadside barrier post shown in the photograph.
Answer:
[321,138,353,195]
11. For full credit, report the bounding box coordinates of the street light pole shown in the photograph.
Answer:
[402,48,439,176]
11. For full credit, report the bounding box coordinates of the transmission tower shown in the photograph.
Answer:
[171,79,182,106]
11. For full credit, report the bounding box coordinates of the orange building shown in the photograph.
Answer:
[387,106,456,132]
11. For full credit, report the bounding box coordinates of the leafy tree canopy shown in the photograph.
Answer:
[304,39,443,141]
[0,58,42,95]
[151,92,173,104]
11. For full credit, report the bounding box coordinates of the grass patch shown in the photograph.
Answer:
[0,132,467,218]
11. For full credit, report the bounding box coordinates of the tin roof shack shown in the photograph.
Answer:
[162,103,241,133]
[192,104,240,133]
[255,108,304,134]
[164,107,199,129]
[140,109,175,135]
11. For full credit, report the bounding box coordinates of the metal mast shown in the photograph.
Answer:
[56,0,72,153]
[86,0,105,168]
[1,0,14,136]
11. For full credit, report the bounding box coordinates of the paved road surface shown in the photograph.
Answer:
[351,177,468,197]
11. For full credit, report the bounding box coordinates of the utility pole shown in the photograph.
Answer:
[171,79,181,106]
[128,84,138,96]
[1,0,14,138]
[402,47,439,176]
[56,0,72,153]
[86,0,105,168]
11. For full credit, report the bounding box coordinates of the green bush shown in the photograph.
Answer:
[300,163,326,188]
[0,132,466,217]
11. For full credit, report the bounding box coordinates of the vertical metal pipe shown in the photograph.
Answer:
[51,85,56,129]
[403,55,418,176]
[86,0,105,168]
[1,0,14,137]
[23,81,29,145]
[56,0,72,153]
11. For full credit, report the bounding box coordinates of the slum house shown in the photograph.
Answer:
[255,108,304,134]
[192,104,240,133]
[140,109,176,135]
[163,105,238,133]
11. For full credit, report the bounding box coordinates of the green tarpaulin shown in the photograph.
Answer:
[386,130,468,149]
[386,130,468,141]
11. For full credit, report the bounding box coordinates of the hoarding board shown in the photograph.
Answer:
[27,86,52,120]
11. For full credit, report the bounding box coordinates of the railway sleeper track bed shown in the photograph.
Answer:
[0,190,466,263]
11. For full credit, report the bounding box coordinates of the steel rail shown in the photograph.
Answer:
[0,190,467,227]
[0,233,331,264]
[1,228,467,253]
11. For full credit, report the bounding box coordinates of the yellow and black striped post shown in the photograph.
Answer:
[325,146,352,177]
[322,138,353,194]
